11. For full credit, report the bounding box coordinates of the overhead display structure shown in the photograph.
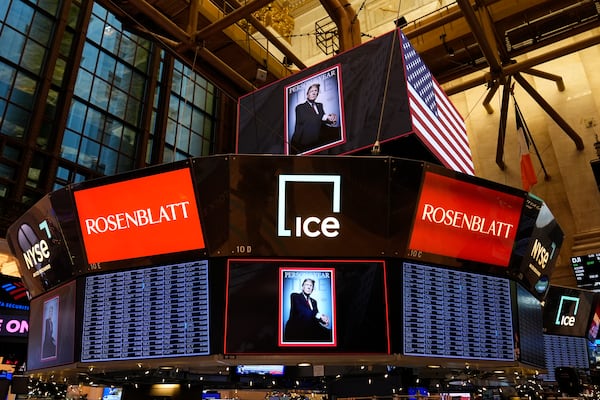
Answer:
[5,155,565,373]
[236,29,474,176]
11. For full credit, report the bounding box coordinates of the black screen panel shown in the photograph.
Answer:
[225,259,388,354]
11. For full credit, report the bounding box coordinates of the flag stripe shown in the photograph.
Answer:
[408,89,464,172]
[434,85,471,150]
[408,84,474,174]
[400,31,474,175]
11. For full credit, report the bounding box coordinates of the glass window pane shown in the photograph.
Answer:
[168,96,179,119]
[96,52,116,81]
[2,104,29,138]
[123,126,136,149]
[80,44,99,73]
[98,146,117,175]
[30,12,53,46]
[37,121,52,149]
[190,133,203,156]
[6,2,34,33]
[0,27,26,64]
[66,3,80,29]
[59,31,74,58]
[91,78,110,110]
[61,130,81,161]
[165,121,176,146]
[66,101,86,132]
[176,126,190,150]
[86,15,104,45]
[52,58,66,86]
[78,138,100,168]
[117,155,133,173]
[102,24,120,54]
[103,120,123,149]
[113,62,131,92]
[74,69,93,101]
[134,46,149,73]
[205,92,214,114]
[10,72,37,109]
[0,100,6,123]
[108,87,127,119]
[130,70,145,99]
[180,103,192,128]
[0,163,16,180]
[83,108,104,141]
[0,2,8,20]
[124,98,140,125]
[22,39,46,74]
[2,145,21,162]
[56,166,70,181]
[38,0,60,16]
[0,65,16,99]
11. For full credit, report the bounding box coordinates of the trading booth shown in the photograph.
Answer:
[4,28,588,399]
[5,154,570,397]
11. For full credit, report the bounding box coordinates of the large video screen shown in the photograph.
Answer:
[510,195,563,300]
[6,194,77,297]
[27,280,77,370]
[542,285,594,337]
[514,283,545,367]
[222,155,391,258]
[407,171,524,269]
[81,260,210,361]
[540,335,589,382]
[225,259,388,354]
[73,165,205,268]
[401,261,514,361]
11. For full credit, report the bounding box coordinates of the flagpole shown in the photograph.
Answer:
[512,95,551,181]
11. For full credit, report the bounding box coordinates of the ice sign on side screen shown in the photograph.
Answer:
[555,295,580,327]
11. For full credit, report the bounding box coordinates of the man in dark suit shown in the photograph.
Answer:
[290,83,339,154]
[42,305,57,358]
[284,278,332,342]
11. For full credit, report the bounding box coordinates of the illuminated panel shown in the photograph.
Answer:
[515,283,544,367]
[571,253,600,291]
[542,285,594,337]
[540,335,589,382]
[81,260,209,361]
[225,259,388,354]
[27,281,77,370]
[403,262,514,360]
[74,168,205,264]
[6,193,76,297]
[408,172,524,267]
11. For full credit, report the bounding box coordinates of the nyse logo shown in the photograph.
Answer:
[555,295,580,327]
[17,221,53,274]
[277,174,341,238]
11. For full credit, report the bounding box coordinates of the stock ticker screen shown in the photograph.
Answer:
[571,253,600,291]
[81,260,210,361]
[402,262,515,361]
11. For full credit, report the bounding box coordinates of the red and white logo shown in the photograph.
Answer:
[74,168,205,264]
[409,172,523,267]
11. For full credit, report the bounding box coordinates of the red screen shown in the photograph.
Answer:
[409,172,524,267]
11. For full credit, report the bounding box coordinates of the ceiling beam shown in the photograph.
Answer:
[455,0,502,74]
[445,32,600,95]
[194,0,274,40]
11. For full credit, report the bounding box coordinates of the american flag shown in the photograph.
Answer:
[401,32,474,175]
